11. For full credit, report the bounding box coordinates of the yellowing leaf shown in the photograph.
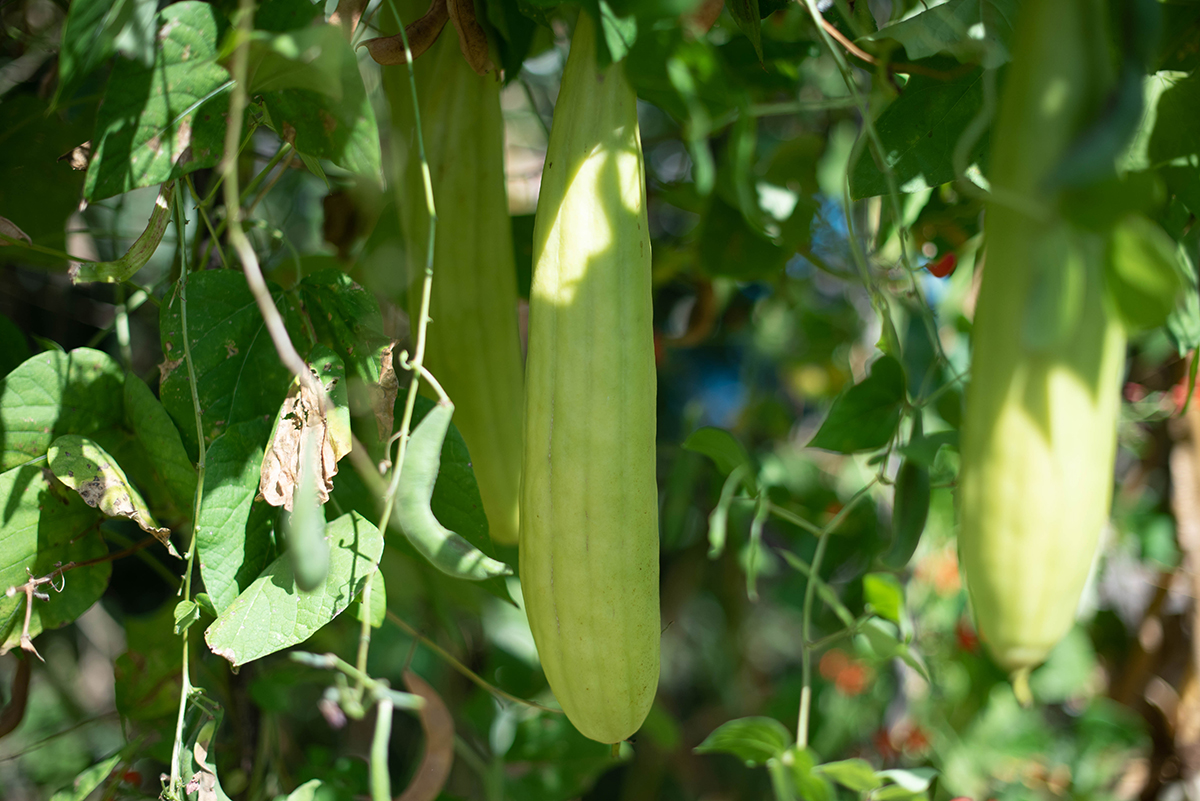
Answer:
[47,434,177,556]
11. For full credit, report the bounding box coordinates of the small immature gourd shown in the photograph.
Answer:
[520,12,660,744]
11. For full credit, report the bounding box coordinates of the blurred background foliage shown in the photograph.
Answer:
[0,0,1198,799]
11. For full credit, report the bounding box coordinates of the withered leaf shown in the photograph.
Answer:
[0,216,31,246]
[58,141,92,171]
[373,341,399,441]
[360,0,449,66]
[447,0,493,75]
[258,375,339,511]
[47,434,179,557]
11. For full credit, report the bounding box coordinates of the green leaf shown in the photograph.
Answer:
[159,269,307,458]
[814,758,881,792]
[205,511,383,666]
[195,420,277,613]
[1106,213,1184,332]
[726,0,763,62]
[280,779,326,801]
[850,67,989,200]
[484,0,540,77]
[55,0,157,105]
[859,616,903,659]
[808,356,905,453]
[886,456,930,570]
[505,709,624,799]
[784,747,834,801]
[874,786,929,801]
[298,269,391,408]
[694,717,792,766]
[244,27,345,97]
[1148,72,1200,168]
[409,394,492,551]
[114,600,183,726]
[124,372,196,513]
[176,698,232,801]
[1167,250,1200,354]
[863,573,904,623]
[47,434,177,555]
[256,24,382,179]
[0,348,124,471]
[876,767,937,794]
[84,1,232,201]
[701,462,748,562]
[895,430,957,466]
[174,600,199,634]
[1029,625,1096,703]
[864,0,1018,67]
[0,314,31,380]
[699,194,790,279]
[254,0,323,32]
[48,753,124,801]
[0,93,93,268]
[591,0,638,66]
[349,571,386,629]
[1158,3,1200,71]
[682,426,753,479]
[0,465,108,651]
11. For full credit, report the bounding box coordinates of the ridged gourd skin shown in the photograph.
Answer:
[958,0,1126,677]
[383,18,524,546]
[520,12,660,745]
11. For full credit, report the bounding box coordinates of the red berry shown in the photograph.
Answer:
[927,252,958,278]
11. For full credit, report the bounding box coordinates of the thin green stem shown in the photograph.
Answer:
[370,698,394,801]
[750,98,858,116]
[245,147,295,218]
[86,284,156,349]
[114,285,132,370]
[385,610,563,714]
[220,0,316,393]
[289,651,423,709]
[0,233,97,263]
[796,477,879,749]
[185,176,228,269]
[358,0,442,694]
[766,502,823,537]
[167,183,208,800]
[797,528,830,750]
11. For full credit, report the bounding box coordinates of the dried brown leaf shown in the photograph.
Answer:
[447,0,493,75]
[374,342,400,441]
[360,0,449,66]
[0,216,31,246]
[58,141,92,171]
[259,375,339,511]
[683,0,725,36]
